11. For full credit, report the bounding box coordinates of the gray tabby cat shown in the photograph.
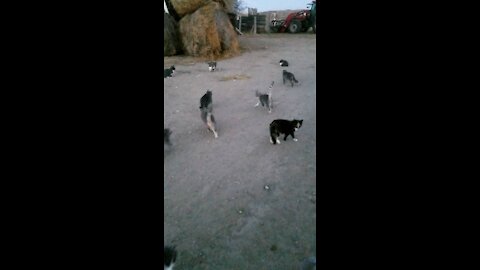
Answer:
[282,70,299,87]
[255,81,274,113]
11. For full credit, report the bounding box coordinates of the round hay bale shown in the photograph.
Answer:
[179,2,240,58]
[168,0,234,18]
[164,12,182,56]
[169,0,210,18]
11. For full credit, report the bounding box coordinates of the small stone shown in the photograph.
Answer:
[264,185,270,190]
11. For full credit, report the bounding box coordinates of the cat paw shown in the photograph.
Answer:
[270,138,273,144]
[293,138,298,142]
[276,139,281,144]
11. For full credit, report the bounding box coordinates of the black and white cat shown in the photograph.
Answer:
[164,246,177,270]
[255,81,274,113]
[164,65,175,78]
[279,59,289,66]
[207,61,217,72]
[269,119,303,144]
[282,70,299,87]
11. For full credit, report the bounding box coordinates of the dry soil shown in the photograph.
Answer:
[164,33,316,269]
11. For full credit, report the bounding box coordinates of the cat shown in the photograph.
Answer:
[199,90,217,138]
[207,61,217,72]
[282,70,299,87]
[279,59,289,66]
[164,128,172,146]
[199,90,213,112]
[164,65,175,78]
[255,81,274,113]
[269,119,303,145]
[164,246,177,270]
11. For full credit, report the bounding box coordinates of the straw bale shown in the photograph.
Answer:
[218,0,235,13]
[169,0,210,18]
[178,2,239,58]
[169,0,235,18]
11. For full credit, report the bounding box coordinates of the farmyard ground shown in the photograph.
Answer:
[164,33,316,269]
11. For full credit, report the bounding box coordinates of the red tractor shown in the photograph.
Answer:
[270,1,316,33]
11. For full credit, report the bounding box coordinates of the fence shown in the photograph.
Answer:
[237,15,268,34]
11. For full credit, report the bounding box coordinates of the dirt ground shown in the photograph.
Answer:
[164,33,316,269]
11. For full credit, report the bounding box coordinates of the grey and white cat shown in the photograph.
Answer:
[199,90,218,138]
[207,61,217,72]
[255,81,274,113]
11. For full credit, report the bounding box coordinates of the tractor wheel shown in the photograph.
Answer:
[288,20,301,33]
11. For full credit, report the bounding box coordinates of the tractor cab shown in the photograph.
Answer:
[270,1,317,34]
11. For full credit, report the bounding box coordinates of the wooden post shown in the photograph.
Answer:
[265,15,269,33]
[239,16,242,32]
[254,16,257,34]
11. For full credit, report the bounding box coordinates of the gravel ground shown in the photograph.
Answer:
[164,33,316,270]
